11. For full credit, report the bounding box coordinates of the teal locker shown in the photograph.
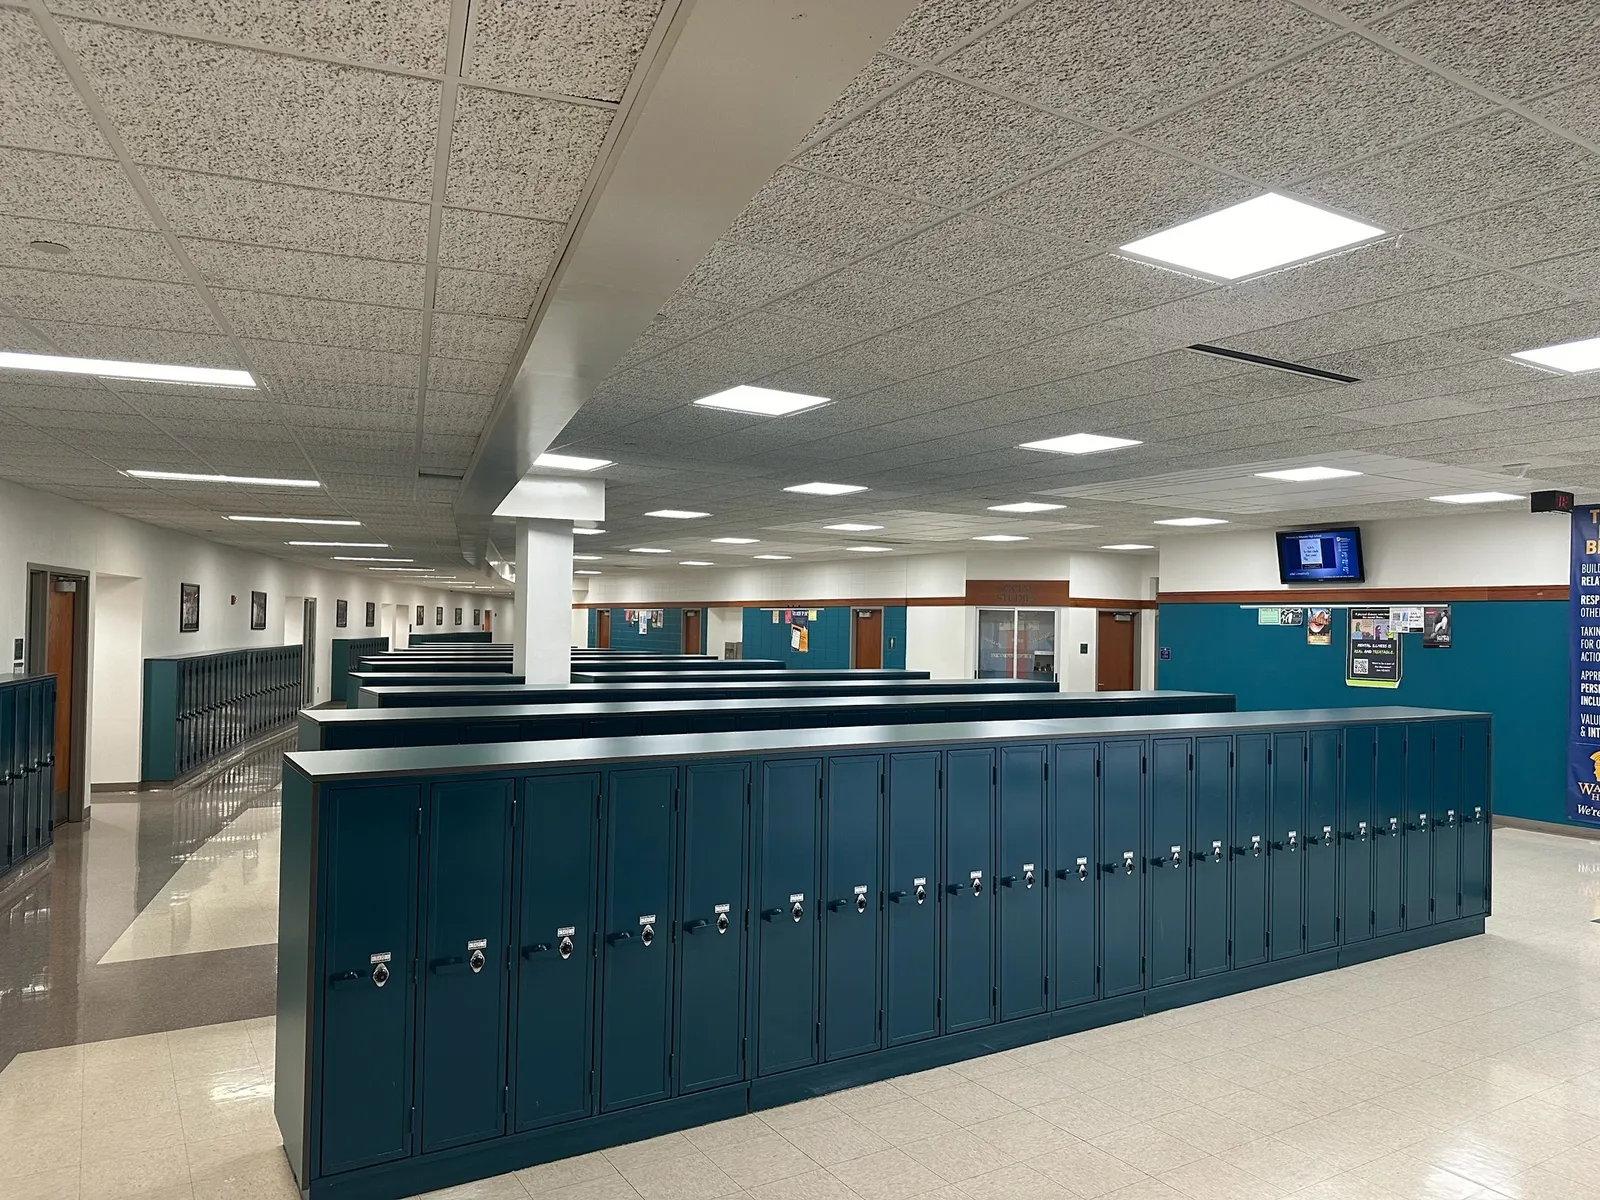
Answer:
[756,759,821,1076]
[823,756,883,1060]
[1148,738,1190,988]
[997,745,1047,1020]
[1050,742,1098,1008]
[1191,737,1231,977]
[1431,722,1462,923]
[676,762,749,1093]
[514,772,599,1131]
[1099,740,1143,998]
[1231,734,1269,969]
[943,748,995,1032]
[1304,729,1340,953]
[1,685,14,871]
[1340,726,1375,944]
[1459,722,1490,918]
[1372,726,1404,937]
[13,683,33,859]
[885,752,939,1046]
[1268,732,1306,961]
[419,779,513,1153]
[319,784,419,1177]
[599,767,677,1110]
[1402,726,1433,929]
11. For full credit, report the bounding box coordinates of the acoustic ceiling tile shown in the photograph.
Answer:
[1448,299,1600,357]
[881,0,1017,62]
[215,290,423,353]
[1420,181,1600,267]
[1343,396,1502,425]
[677,238,836,308]
[288,405,413,433]
[0,215,186,282]
[1372,0,1600,99]
[1525,77,1600,144]
[1340,272,1575,340]
[136,395,281,425]
[993,253,1211,323]
[0,268,218,330]
[186,241,427,307]
[433,268,539,319]
[726,166,948,262]
[0,315,60,355]
[1242,236,1479,312]
[465,0,663,101]
[61,21,441,200]
[644,292,739,344]
[7,406,156,433]
[0,147,154,229]
[244,340,419,388]
[436,207,565,276]
[426,355,506,396]
[763,265,967,333]
[0,382,125,412]
[1309,332,1497,380]
[806,54,919,139]
[1219,310,1405,362]
[1,9,110,155]
[1107,283,1315,344]
[29,322,241,367]
[271,382,417,412]
[445,86,612,218]
[865,213,1089,292]
[695,311,858,362]
[429,314,525,364]
[1515,248,1600,297]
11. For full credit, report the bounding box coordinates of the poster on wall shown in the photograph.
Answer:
[179,582,200,633]
[365,602,376,628]
[1568,508,1600,825]
[1390,605,1424,633]
[416,604,424,626]
[1346,605,1399,688]
[435,606,444,626]
[1256,607,1304,626]
[335,599,348,628]
[473,608,481,627]
[1307,609,1332,645]
[250,590,267,631]
[1421,605,1451,648]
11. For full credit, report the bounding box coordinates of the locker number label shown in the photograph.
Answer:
[853,885,868,895]
[638,914,657,925]
[369,951,391,964]
[913,877,927,886]
[1022,863,1035,872]
[789,893,805,903]
[1075,857,1088,867]
[713,904,730,915]
[970,870,983,880]
[467,939,487,951]
[556,926,576,938]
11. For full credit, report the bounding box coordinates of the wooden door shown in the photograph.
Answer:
[683,609,702,655]
[1095,611,1137,691]
[595,609,611,649]
[852,609,883,669]
[46,582,75,800]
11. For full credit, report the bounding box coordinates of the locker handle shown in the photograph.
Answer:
[827,899,849,912]
[889,889,910,901]
[999,874,1019,887]
[429,956,469,974]
[522,943,551,958]
[1405,821,1425,832]
[683,918,711,933]
[606,930,634,945]
[328,970,366,988]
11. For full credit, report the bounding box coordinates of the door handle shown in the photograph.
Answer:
[606,930,634,945]
[683,918,710,933]
[429,956,467,973]
[999,874,1019,887]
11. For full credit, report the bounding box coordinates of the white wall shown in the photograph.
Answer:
[89,574,143,786]
[707,607,742,658]
[907,606,968,679]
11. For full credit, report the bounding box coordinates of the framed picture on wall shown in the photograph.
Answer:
[250,590,267,631]
[179,582,200,633]
[454,607,462,626]
[335,599,348,628]
[435,606,444,626]
[365,601,376,628]
[473,608,480,627]
[416,604,424,625]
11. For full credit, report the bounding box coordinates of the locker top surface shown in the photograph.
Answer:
[288,705,1489,784]
[346,672,529,687]
[568,669,929,683]
[145,645,298,663]
[354,677,1063,705]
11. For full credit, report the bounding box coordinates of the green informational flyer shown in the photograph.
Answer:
[1347,605,1400,688]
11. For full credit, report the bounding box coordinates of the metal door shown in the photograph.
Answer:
[756,758,821,1076]
[319,784,418,1177]
[1431,721,1462,923]
[943,748,994,1032]
[1402,725,1433,929]
[514,772,599,1131]
[1191,737,1231,976]
[1305,729,1340,953]
[1051,742,1098,1007]
[599,767,677,1110]
[1372,726,1405,937]
[1148,738,1190,988]
[1459,722,1490,917]
[677,762,749,1093]
[997,745,1047,1019]
[1099,739,1143,998]
[823,756,882,1060]
[885,752,939,1046]
[1341,727,1375,944]
[419,779,513,1153]
[1231,734,1269,969]
[1269,732,1306,961]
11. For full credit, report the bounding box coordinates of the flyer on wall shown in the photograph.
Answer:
[1346,605,1400,687]
[1568,507,1600,825]
[1422,605,1452,648]
[1306,608,1332,646]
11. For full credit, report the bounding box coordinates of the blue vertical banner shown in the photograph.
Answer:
[1568,507,1600,825]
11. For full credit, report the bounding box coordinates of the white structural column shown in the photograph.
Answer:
[513,518,574,682]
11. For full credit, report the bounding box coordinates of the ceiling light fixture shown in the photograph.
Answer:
[753,554,791,560]
[332,556,412,562]
[533,452,614,471]
[573,554,602,562]
[573,527,605,535]
[369,566,437,572]
[973,534,1030,542]
[1020,433,1142,456]
[0,350,256,388]
[574,569,601,575]
[1509,336,1600,375]
[847,545,892,553]
[1429,492,1523,504]
[987,502,1065,513]
[694,384,832,417]
[679,561,714,567]
[826,523,883,532]
[712,537,758,544]
[1254,466,1364,483]
[286,541,388,548]
[1119,193,1384,281]
[785,481,868,496]
[646,509,711,519]
[1102,543,1156,551]
[126,469,318,487]
[1154,517,1229,526]
[629,547,672,554]
[226,515,360,526]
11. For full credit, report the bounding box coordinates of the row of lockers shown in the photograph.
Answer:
[330,638,389,711]
[141,645,304,782]
[1,675,56,881]
[282,715,1489,1190]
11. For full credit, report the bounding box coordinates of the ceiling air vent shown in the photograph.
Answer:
[417,470,465,481]
[1188,343,1359,384]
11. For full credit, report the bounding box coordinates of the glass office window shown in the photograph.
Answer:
[976,608,1057,680]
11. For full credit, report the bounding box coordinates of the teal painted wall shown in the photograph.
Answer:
[884,606,907,670]
[1156,601,1568,825]
[586,608,596,647]
[741,607,851,668]
[606,607,682,653]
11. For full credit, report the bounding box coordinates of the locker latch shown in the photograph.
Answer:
[791,895,805,923]
[1210,840,1222,864]
[1168,845,1182,869]
[1287,830,1298,853]
[370,951,391,988]
[971,871,984,897]
[558,929,575,959]
[1123,851,1135,876]
[715,904,731,934]
[1251,835,1262,857]
[468,940,487,974]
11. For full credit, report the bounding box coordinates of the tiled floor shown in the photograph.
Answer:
[3,766,1599,1199]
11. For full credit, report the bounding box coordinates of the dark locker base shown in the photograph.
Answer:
[298,917,1484,1200]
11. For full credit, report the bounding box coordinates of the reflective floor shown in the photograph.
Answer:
[2,761,1599,1199]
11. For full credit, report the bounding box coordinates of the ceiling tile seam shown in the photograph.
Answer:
[919,0,1045,69]
[788,63,932,157]
[22,0,332,500]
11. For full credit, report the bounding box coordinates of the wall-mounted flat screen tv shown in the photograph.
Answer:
[1276,527,1365,583]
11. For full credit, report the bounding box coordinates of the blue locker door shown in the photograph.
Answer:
[1050,742,1098,1009]
[1231,734,1269,969]
[514,772,599,1132]
[943,748,995,1032]
[677,761,749,1093]
[1191,737,1231,976]
[1,688,13,871]
[1372,726,1405,937]
[1305,729,1340,953]
[1340,727,1375,944]
[319,784,419,1177]
[756,759,821,1076]
[885,752,939,1046]
[1099,740,1143,998]
[997,745,1047,1020]
[1403,725,1434,929]
[1459,722,1490,918]
[1269,732,1306,961]
[1147,738,1190,988]
[599,767,677,1110]
[12,684,31,860]
[1432,722,1462,923]
[823,756,882,1060]
[419,779,513,1153]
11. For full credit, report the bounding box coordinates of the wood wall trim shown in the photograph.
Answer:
[965,579,1071,606]
[1158,585,1569,604]
[575,593,1158,610]
[1067,596,1159,610]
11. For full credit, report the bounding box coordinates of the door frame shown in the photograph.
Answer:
[851,608,883,670]
[1095,609,1139,692]
[26,563,91,824]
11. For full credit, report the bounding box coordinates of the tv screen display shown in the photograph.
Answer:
[1276,527,1365,583]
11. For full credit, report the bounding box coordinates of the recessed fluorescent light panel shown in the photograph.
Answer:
[226,515,360,526]
[533,452,614,471]
[973,534,1029,542]
[286,541,387,548]
[784,481,867,496]
[333,556,412,562]
[1119,193,1384,281]
[629,547,672,554]
[1103,544,1155,551]
[826,523,882,532]
[1429,492,1523,504]
[987,502,1065,513]
[712,537,758,544]
[573,554,602,561]
[369,567,436,572]
[126,469,319,487]
[0,350,256,388]
[574,570,601,575]
[1020,433,1142,456]
[1154,517,1229,526]
[679,561,714,567]
[1255,466,1364,482]
[1509,336,1600,374]
[753,554,791,560]
[847,546,892,553]
[646,509,710,519]
[694,385,831,417]
[572,527,605,535]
